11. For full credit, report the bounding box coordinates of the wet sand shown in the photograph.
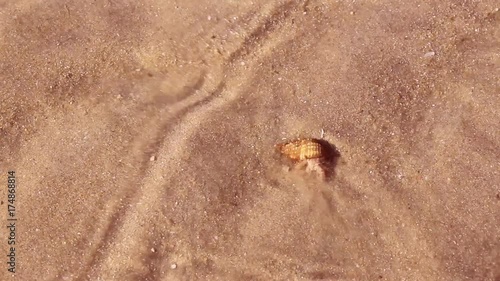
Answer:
[0,0,499,280]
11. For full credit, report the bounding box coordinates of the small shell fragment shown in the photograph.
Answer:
[277,138,324,161]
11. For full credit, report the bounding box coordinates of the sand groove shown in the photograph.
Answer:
[90,2,314,280]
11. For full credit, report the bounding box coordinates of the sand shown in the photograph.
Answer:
[0,0,499,280]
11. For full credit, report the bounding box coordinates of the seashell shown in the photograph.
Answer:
[277,138,324,161]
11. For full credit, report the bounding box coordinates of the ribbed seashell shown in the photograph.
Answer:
[277,138,323,161]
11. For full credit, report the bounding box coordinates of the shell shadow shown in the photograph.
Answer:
[313,138,341,180]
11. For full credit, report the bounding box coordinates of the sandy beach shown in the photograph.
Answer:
[0,0,499,280]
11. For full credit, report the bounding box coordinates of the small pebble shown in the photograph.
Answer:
[423,51,435,58]
[150,155,156,161]
[151,248,156,253]
[170,263,177,269]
